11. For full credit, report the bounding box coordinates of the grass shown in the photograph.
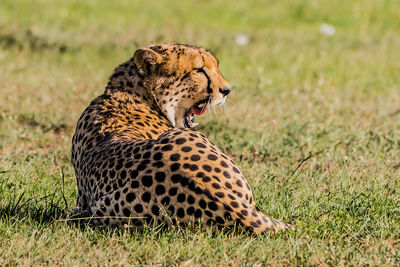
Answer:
[0,0,399,265]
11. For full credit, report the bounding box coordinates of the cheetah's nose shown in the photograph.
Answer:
[219,87,231,96]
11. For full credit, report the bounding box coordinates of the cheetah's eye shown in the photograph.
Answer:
[193,68,206,75]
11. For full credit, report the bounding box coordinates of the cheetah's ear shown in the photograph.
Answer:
[133,48,163,77]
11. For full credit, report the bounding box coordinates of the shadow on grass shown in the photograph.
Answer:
[0,172,288,238]
[0,190,69,226]
[0,188,255,238]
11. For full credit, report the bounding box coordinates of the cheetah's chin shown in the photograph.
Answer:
[184,97,209,128]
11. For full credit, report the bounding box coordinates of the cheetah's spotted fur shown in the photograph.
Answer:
[71,43,293,233]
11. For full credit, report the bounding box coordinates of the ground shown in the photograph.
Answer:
[0,0,399,265]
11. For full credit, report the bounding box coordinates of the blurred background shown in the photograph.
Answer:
[0,0,399,265]
[1,0,399,149]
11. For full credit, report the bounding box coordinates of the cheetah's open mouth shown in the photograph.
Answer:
[184,97,209,128]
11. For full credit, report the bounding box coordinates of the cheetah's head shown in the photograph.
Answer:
[134,43,231,128]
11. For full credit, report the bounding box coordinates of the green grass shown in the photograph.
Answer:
[1,0,400,265]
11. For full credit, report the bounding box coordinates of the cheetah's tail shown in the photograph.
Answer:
[234,206,295,234]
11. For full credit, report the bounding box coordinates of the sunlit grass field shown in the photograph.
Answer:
[1,0,399,265]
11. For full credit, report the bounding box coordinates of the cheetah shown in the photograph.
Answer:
[71,43,293,234]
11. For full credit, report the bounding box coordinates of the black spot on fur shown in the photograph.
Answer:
[134,204,143,213]
[131,180,139,188]
[187,195,195,204]
[208,201,218,211]
[194,209,202,218]
[223,171,231,179]
[168,187,178,196]
[142,175,153,187]
[195,142,206,148]
[161,196,170,206]
[161,144,173,151]
[155,185,166,195]
[151,205,160,216]
[199,199,207,209]
[170,154,180,161]
[123,208,131,217]
[230,201,239,208]
[177,193,186,202]
[142,192,151,202]
[207,154,218,160]
[153,152,163,161]
[126,192,136,203]
[181,146,192,152]
[191,154,200,161]
[171,174,182,183]
[212,183,220,189]
[171,163,180,172]
[187,206,195,215]
[155,172,166,182]
[176,138,186,144]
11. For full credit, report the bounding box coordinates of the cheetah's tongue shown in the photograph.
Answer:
[185,99,208,128]
[190,103,207,115]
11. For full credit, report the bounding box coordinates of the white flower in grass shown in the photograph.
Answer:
[235,34,249,46]
[320,24,335,36]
